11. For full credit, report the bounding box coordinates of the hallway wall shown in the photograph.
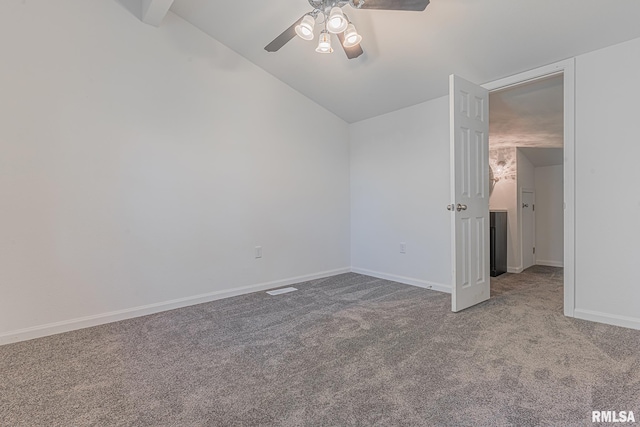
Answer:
[534,165,564,267]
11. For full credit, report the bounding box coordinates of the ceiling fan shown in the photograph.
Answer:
[265,0,430,59]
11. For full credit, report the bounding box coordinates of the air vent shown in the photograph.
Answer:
[266,287,298,296]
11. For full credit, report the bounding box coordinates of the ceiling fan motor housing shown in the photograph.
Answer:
[308,0,353,14]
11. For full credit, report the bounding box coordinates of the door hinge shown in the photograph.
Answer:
[533,204,535,211]
[533,247,536,254]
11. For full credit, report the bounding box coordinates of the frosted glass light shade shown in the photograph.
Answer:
[315,30,333,53]
[343,24,362,47]
[327,7,348,33]
[295,15,315,40]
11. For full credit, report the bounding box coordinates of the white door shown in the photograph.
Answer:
[521,190,535,269]
[449,75,490,312]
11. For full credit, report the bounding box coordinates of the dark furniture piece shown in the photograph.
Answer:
[490,211,507,277]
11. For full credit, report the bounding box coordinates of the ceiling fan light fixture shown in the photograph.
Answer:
[295,14,315,40]
[327,7,348,33]
[343,23,362,47]
[315,30,333,53]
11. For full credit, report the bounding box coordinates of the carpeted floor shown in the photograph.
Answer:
[1,266,639,426]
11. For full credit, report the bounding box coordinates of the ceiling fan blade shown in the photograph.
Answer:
[264,16,304,52]
[351,0,429,11]
[337,32,364,59]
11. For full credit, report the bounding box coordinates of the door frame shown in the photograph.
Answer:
[483,58,575,317]
[520,188,536,270]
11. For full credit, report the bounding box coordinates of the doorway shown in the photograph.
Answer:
[483,59,575,317]
[488,74,564,275]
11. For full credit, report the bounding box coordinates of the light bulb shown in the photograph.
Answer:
[295,15,315,41]
[343,23,362,48]
[327,7,348,33]
[315,30,333,53]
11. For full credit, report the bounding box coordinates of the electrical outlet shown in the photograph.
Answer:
[255,246,262,259]
[400,242,406,254]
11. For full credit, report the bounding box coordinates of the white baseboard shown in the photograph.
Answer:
[507,266,523,273]
[536,260,564,268]
[0,267,351,346]
[350,267,451,294]
[574,308,640,331]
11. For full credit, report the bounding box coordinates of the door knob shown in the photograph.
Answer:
[456,203,467,211]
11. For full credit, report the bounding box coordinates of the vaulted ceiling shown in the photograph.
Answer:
[163,0,640,123]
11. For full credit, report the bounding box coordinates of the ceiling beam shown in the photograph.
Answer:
[141,0,174,27]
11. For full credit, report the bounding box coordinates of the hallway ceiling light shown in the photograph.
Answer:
[490,160,506,195]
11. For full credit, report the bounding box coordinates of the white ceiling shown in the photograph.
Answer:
[170,0,640,123]
[489,74,564,168]
[490,74,563,149]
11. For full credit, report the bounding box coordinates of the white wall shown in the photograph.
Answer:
[0,0,350,343]
[534,165,563,266]
[573,36,640,328]
[349,97,451,292]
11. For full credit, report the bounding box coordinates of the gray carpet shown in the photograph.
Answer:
[1,267,639,426]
